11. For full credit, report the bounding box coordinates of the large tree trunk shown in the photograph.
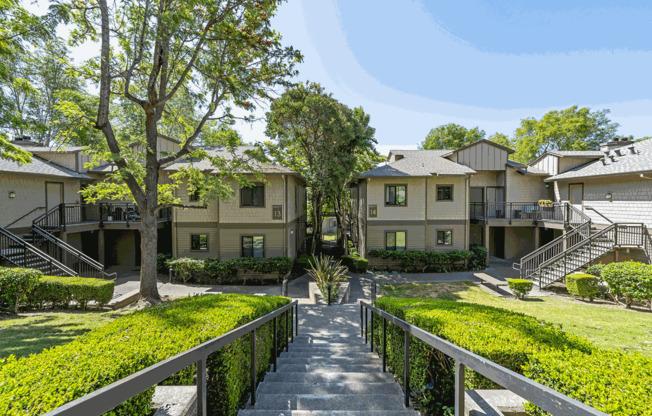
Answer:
[311,191,323,255]
[334,195,347,255]
[139,208,161,303]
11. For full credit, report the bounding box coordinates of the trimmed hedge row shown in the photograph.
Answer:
[0,267,114,312]
[167,257,293,285]
[368,249,474,273]
[341,254,368,273]
[0,294,291,416]
[373,297,595,415]
[565,273,600,301]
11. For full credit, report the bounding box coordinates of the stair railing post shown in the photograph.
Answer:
[615,224,619,246]
[290,306,294,343]
[295,303,298,336]
[370,310,374,352]
[404,329,410,408]
[364,306,368,344]
[589,242,592,266]
[285,309,289,352]
[360,304,364,337]
[564,251,567,277]
[455,360,466,416]
[382,317,387,372]
[250,329,256,406]
[273,316,277,372]
[196,357,207,416]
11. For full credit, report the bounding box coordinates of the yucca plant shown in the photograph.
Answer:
[307,255,348,300]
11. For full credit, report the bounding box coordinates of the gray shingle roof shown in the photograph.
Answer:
[360,150,476,177]
[17,145,86,153]
[0,156,89,179]
[506,159,549,176]
[547,139,652,181]
[164,146,298,175]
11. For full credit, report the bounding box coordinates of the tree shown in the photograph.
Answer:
[265,82,378,254]
[200,124,245,147]
[420,123,485,150]
[512,106,619,163]
[62,0,300,303]
[488,132,511,148]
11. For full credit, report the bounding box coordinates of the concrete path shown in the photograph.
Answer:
[238,304,419,416]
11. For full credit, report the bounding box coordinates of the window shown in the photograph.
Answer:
[191,234,208,251]
[241,184,264,207]
[386,231,406,251]
[437,230,453,246]
[242,235,264,258]
[385,184,407,206]
[189,189,200,202]
[437,185,453,201]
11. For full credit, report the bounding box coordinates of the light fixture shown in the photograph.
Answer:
[605,192,613,200]
[545,183,550,188]
[8,191,15,199]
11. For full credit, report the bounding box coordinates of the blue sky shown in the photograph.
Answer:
[28,0,652,155]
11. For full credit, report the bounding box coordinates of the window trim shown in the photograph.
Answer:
[241,235,265,258]
[384,184,408,207]
[436,184,454,202]
[240,183,265,208]
[190,234,209,251]
[436,229,453,246]
[385,230,407,251]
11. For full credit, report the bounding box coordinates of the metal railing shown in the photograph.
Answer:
[44,300,299,416]
[359,301,607,416]
[31,225,116,280]
[0,227,76,276]
[4,206,46,229]
[469,202,539,221]
[585,206,614,224]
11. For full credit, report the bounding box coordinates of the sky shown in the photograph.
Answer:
[27,0,652,156]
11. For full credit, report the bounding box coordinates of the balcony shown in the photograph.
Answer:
[470,202,572,225]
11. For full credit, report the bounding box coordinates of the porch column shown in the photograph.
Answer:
[484,224,490,262]
[534,227,540,250]
[98,229,105,265]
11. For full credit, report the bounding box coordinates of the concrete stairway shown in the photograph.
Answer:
[238,305,419,416]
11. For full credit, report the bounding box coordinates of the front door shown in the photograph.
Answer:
[45,182,63,210]
[569,183,584,206]
[486,187,505,218]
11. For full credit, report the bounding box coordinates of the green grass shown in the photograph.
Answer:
[381,282,652,356]
[0,310,128,358]
[322,234,337,241]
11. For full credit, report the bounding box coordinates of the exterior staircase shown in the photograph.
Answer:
[238,305,419,416]
[516,205,652,288]
[0,227,76,276]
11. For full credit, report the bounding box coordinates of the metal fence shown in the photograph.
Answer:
[359,301,607,416]
[43,300,299,416]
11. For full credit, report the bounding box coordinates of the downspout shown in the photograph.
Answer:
[172,187,178,258]
[424,176,429,250]
[216,184,220,258]
[465,175,470,250]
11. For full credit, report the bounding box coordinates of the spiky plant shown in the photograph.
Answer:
[307,255,348,300]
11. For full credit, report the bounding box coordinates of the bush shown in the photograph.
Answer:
[585,263,605,278]
[469,244,488,270]
[341,254,368,273]
[565,273,599,301]
[293,254,312,276]
[524,348,652,416]
[374,298,593,415]
[602,261,652,307]
[168,257,293,285]
[167,258,205,283]
[368,249,474,272]
[307,255,348,297]
[0,294,291,416]
[506,278,534,300]
[0,267,41,313]
[157,253,172,274]
[28,276,115,309]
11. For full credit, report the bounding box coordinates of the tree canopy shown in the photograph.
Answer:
[420,123,485,150]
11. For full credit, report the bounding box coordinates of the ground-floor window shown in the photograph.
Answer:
[191,234,208,251]
[437,230,453,246]
[386,231,406,251]
[242,235,264,258]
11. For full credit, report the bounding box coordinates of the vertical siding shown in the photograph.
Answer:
[533,155,558,176]
[457,142,508,170]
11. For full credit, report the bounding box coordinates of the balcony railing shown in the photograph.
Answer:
[470,202,588,224]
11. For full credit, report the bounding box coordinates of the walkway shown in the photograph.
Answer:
[238,304,420,415]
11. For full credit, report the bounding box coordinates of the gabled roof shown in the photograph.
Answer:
[546,139,652,181]
[18,145,86,153]
[0,156,89,179]
[360,149,476,178]
[441,139,515,157]
[530,150,604,166]
[506,160,549,176]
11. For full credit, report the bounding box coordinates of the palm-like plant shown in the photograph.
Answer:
[307,255,348,299]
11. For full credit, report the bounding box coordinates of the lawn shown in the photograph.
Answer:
[0,310,128,358]
[322,233,337,241]
[381,281,652,356]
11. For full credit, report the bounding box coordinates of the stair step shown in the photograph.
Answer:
[239,410,419,416]
[257,382,402,395]
[276,364,381,373]
[276,357,381,366]
[262,372,395,384]
[287,344,371,353]
[252,394,409,411]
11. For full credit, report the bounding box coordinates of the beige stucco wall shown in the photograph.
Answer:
[1,173,81,229]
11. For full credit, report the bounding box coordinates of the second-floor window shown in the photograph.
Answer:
[386,231,406,251]
[241,184,264,207]
[242,235,264,258]
[385,184,407,206]
[437,185,453,201]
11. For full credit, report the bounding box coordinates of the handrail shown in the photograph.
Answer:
[566,203,591,226]
[360,301,607,416]
[43,300,299,416]
[0,227,77,276]
[33,204,62,227]
[584,206,614,224]
[5,206,46,229]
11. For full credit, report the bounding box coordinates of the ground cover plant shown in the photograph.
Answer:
[0,294,291,416]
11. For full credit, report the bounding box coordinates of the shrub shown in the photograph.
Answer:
[602,261,652,307]
[469,245,488,270]
[374,298,593,415]
[585,263,605,278]
[341,254,368,273]
[203,258,238,284]
[293,254,312,276]
[0,267,41,313]
[169,257,293,284]
[0,294,291,416]
[368,249,474,272]
[506,278,534,300]
[157,253,172,274]
[28,276,115,309]
[565,273,599,301]
[307,255,348,297]
[167,258,205,283]
[524,348,652,416]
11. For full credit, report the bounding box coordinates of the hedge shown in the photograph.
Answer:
[368,249,474,273]
[0,267,41,313]
[601,261,652,307]
[373,298,594,415]
[0,294,291,416]
[28,275,115,309]
[565,273,599,301]
[524,348,652,416]
[168,257,293,285]
[341,254,368,273]
[506,278,534,300]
